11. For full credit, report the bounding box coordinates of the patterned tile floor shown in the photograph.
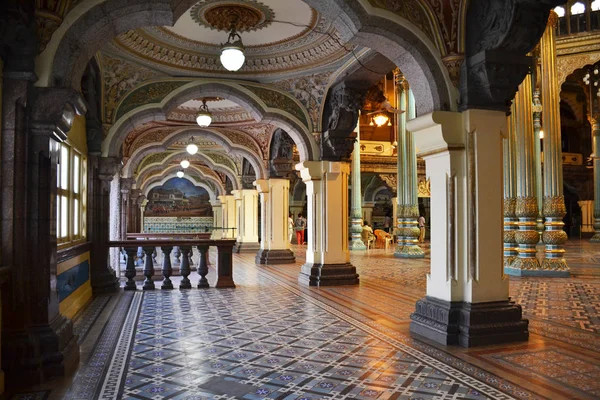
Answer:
[14,239,600,400]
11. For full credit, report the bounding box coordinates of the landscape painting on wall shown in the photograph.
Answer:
[145,178,212,217]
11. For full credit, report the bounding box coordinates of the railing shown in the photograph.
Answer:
[126,233,212,240]
[109,239,237,290]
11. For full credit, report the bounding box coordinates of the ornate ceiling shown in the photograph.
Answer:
[105,0,355,79]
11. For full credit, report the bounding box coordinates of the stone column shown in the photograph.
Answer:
[140,199,147,233]
[109,172,121,274]
[210,199,223,239]
[591,117,600,241]
[540,11,569,274]
[254,179,295,264]
[395,74,424,257]
[408,111,528,347]
[506,75,542,276]
[119,178,134,238]
[503,107,518,268]
[218,195,236,239]
[92,156,121,294]
[232,189,260,252]
[296,161,359,286]
[350,114,366,250]
[1,88,86,386]
[127,189,142,234]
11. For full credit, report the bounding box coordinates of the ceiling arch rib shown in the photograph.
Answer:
[134,150,241,191]
[120,124,266,179]
[103,80,317,161]
[136,165,226,200]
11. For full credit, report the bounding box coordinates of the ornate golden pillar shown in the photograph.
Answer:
[540,11,569,275]
[503,106,518,268]
[507,74,541,275]
[591,117,600,242]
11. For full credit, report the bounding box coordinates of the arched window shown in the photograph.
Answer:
[555,6,567,35]
[570,2,587,33]
[592,0,600,30]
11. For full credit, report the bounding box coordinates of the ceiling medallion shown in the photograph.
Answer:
[190,0,275,33]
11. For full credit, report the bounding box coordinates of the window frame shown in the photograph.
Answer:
[57,142,87,248]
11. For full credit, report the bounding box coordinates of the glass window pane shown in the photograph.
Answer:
[56,195,60,237]
[571,2,585,15]
[74,199,79,235]
[60,145,69,190]
[555,6,565,17]
[593,1,600,11]
[61,195,68,238]
[73,155,80,194]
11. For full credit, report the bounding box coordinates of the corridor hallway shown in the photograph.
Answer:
[13,240,600,400]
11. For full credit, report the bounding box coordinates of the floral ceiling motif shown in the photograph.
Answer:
[190,0,275,32]
[115,80,190,121]
[136,151,173,174]
[100,53,162,123]
[167,106,254,124]
[272,71,334,131]
[241,84,309,128]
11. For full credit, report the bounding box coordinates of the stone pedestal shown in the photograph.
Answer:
[296,161,359,286]
[407,111,528,347]
[254,179,295,264]
[232,189,260,252]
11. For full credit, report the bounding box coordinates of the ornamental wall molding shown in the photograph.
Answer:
[557,52,600,86]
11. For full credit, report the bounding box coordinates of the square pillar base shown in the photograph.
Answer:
[255,249,295,264]
[298,263,359,286]
[410,296,528,347]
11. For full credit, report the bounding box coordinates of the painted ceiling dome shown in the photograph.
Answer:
[107,0,353,79]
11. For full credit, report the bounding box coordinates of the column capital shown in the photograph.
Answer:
[98,156,123,182]
[120,178,135,194]
[295,161,349,182]
[407,111,465,157]
[253,179,270,194]
[209,199,221,207]
[29,87,87,142]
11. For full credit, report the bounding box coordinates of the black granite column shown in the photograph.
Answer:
[89,156,121,294]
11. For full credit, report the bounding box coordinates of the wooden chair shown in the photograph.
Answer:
[361,228,375,249]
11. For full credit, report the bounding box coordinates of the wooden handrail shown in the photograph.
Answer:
[109,239,236,247]
[126,233,212,239]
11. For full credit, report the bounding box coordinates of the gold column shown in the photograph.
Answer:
[540,11,570,275]
[591,117,600,242]
[509,74,541,274]
[503,105,518,268]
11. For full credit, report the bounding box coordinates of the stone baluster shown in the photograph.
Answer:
[179,246,192,289]
[197,245,210,288]
[540,11,569,275]
[142,246,155,290]
[189,247,194,266]
[152,247,158,265]
[124,247,138,291]
[161,246,174,290]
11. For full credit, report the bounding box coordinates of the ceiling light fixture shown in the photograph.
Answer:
[186,137,198,155]
[220,21,245,72]
[196,99,212,127]
[180,159,190,169]
[373,113,389,127]
[176,170,185,178]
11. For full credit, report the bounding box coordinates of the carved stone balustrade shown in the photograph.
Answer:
[109,239,237,290]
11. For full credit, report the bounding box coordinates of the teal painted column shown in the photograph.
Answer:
[350,113,366,250]
[394,72,423,258]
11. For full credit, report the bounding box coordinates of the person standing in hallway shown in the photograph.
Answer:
[418,215,426,243]
[295,213,306,245]
[288,213,294,243]
[384,214,392,233]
